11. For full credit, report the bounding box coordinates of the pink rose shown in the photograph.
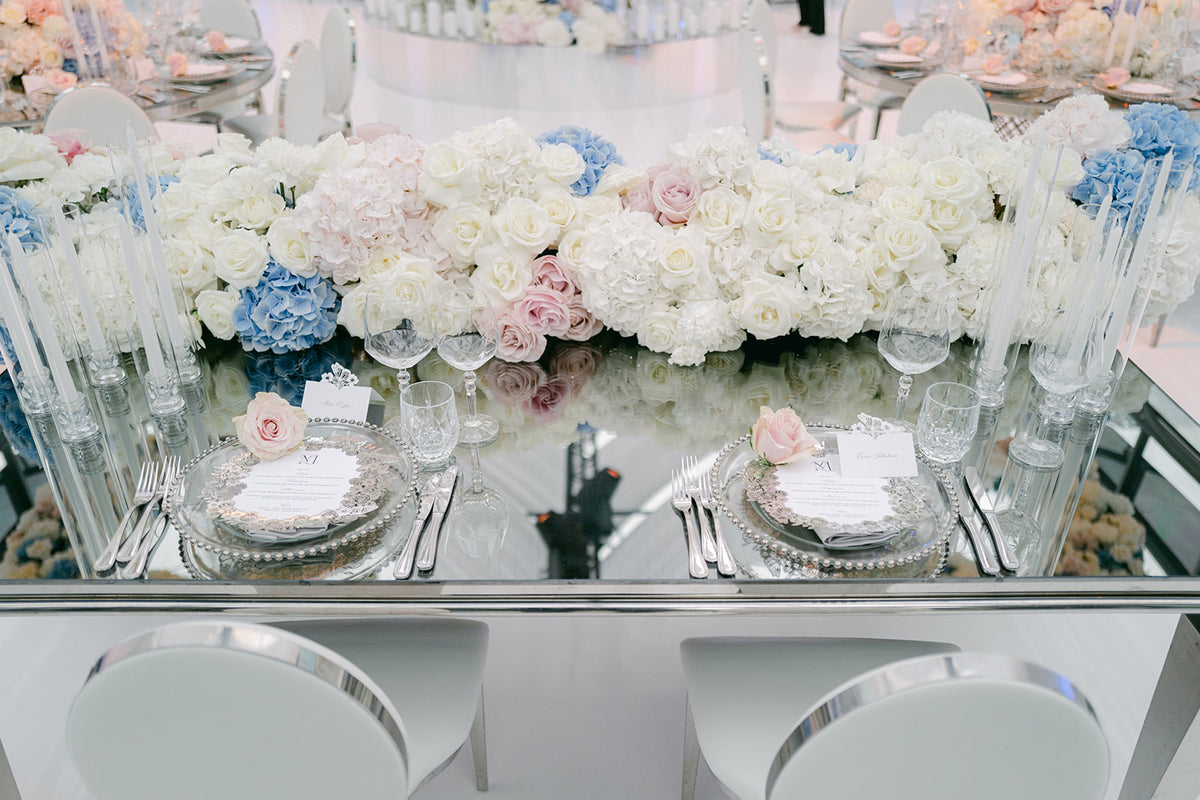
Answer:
[982,52,1008,75]
[1097,66,1130,88]
[651,169,701,226]
[494,309,548,362]
[24,0,59,25]
[882,19,901,36]
[562,293,603,342]
[750,406,819,465]
[165,51,188,76]
[549,344,600,383]
[522,377,573,424]
[1037,0,1072,14]
[531,254,576,295]
[621,182,656,214]
[481,361,547,406]
[515,286,571,337]
[43,68,76,92]
[233,392,309,461]
[496,14,535,44]
[1006,0,1037,11]
[47,128,88,164]
[205,30,228,52]
[899,35,927,55]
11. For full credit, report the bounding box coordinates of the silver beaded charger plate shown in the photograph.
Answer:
[1091,78,1193,104]
[151,62,246,84]
[712,425,958,573]
[165,419,417,563]
[967,70,1049,94]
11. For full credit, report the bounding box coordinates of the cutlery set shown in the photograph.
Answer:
[673,457,735,579]
[959,465,1019,576]
[95,456,181,579]
[393,464,459,579]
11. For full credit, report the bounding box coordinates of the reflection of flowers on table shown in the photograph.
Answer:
[0,485,77,579]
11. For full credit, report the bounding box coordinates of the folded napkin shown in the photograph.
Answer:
[858,30,898,44]
[241,526,328,543]
[876,51,923,64]
[814,528,903,548]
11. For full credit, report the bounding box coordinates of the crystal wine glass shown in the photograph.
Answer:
[878,289,951,423]
[435,288,500,445]
[363,285,436,432]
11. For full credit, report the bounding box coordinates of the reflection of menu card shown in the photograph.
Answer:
[775,455,894,528]
[232,447,359,522]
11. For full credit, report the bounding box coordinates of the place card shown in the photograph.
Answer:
[836,432,919,479]
[301,364,384,426]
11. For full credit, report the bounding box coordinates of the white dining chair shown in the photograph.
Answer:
[744,0,860,137]
[66,618,489,800]
[896,73,991,136]
[42,85,156,148]
[319,5,357,136]
[837,0,903,138]
[680,638,1108,800]
[198,0,262,38]
[222,40,328,146]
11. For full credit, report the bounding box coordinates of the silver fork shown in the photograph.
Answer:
[697,462,737,578]
[683,456,717,562]
[672,469,708,579]
[121,455,182,579]
[95,462,158,574]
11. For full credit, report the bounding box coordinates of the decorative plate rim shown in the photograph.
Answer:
[711,423,958,573]
[152,63,246,84]
[968,70,1049,94]
[1091,77,1191,103]
[165,418,417,563]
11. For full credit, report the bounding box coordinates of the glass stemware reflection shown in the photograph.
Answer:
[400,380,458,470]
[363,285,436,430]
[435,289,500,445]
[452,442,509,558]
[878,290,951,423]
[916,382,981,470]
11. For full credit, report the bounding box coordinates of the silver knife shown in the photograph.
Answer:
[417,464,458,572]
[964,466,1019,572]
[959,476,1001,576]
[394,474,439,579]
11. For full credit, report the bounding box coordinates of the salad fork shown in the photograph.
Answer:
[697,462,737,578]
[95,462,158,574]
[672,469,708,579]
[122,456,183,579]
[683,456,717,562]
[118,456,179,567]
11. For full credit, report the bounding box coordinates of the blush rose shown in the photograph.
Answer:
[233,392,309,461]
[750,406,819,465]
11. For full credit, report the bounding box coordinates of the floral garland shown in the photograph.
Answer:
[481,0,627,52]
[2,100,1199,366]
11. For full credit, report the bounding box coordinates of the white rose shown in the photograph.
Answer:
[573,17,608,54]
[336,284,370,338]
[214,133,253,161]
[469,245,534,304]
[876,219,944,275]
[420,140,482,207]
[212,228,269,290]
[265,213,315,277]
[750,159,793,197]
[167,237,216,293]
[557,229,587,268]
[195,289,240,340]
[745,193,796,246]
[538,142,586,189]
[432,202,493,265]
[211,360,250,409]
[735,275,798,339]
[884,158,921,187]
[536,16,573,46]
[179,154,235,189]
[373,256,441,308]
[876,186,927,221]
[695,187,748,240]
[493,197,556,254]
[636,306,680,353]
[538,188,579,235]
[659,231,706,290]
[231,192,286,231]
[927,200,978,249]
[918,157,988,208]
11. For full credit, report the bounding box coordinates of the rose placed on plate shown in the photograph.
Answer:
[882,19,902,37]
[233,391,309,461]
[982,52,1008,75]
[1097,67,1131,89]
[750,406,819,465]
[206,30,228,52]
[899,35,927,55]
[165,51,189,77]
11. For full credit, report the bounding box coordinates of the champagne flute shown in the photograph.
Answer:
[435,288,500,445]
[878,288,951,423]
[363,285,435,431]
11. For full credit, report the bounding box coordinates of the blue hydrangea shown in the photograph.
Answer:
[0,187,43,250]
[757,144,782,164]
[820,142,858,159]
[537,126,624,196]
[0,372,37,463]
[42,555,80,580]
[1071,149,1146,224]
[61,58,78,75]
[232,260,339,354]
[122,175,179,233]
[1124,103,1200,193]
[558,9,576,26]
[245,337,352,404]
[593,0,618,12]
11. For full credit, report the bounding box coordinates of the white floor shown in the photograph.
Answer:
[0,610,1187,799]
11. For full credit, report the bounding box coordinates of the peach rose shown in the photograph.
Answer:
[165,50,188,76]
[205,29,227,52]
[962,35,979,56]
[882,19,901,36]
[899,35,926,55]
[43,67,75,91]
[982,52,1008,74]
[1097,66,1130,88]
[750,406,819,465]
[233,392,308,461]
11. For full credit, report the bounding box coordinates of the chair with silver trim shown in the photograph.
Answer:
[42,85,155,148]
[66,619,489,800]
[198,0,262,38]
[837,0,903,138]
[896,73,991,137]
[319,5,357,137]
[680,638,1108,800]
[222,40,327,146]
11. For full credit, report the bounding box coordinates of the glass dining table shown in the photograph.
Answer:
[1,331,1199,798]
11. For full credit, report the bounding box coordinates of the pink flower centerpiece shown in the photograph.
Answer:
[233,392,309,461]
[750,406,819,466]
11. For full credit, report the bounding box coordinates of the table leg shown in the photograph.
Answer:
[1119,614,1200,800]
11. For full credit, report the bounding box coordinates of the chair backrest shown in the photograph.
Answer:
[198,0,262,38]
[744,0,776,79]
[67,621,410,800]
[766,652,1109,800]
[320,5,357,116]
[278,40,328,145]
[737,28,772,142]
[839,0,896,38]
[896,73,991,136]
[42,85,155,148]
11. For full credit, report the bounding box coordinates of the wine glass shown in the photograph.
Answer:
[363,284,436,430]
[878,289,951,423]
[435,288,500,445]
[400,381,459,470]
[916,382,981,471]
